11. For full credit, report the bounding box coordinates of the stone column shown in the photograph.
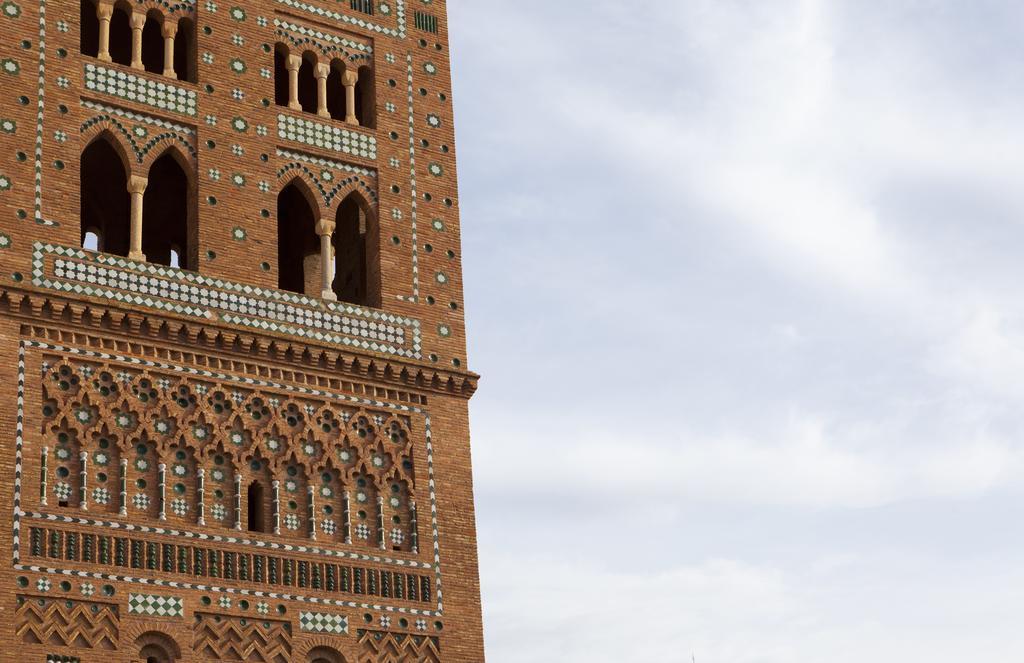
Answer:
[343,69,359,126]
[343,490,352,544]
[286,54,302,111]
[315,63,330,118]
[161,20,177,78]
[308,485,317,540]
[233,472,242,530]
[158,462,167,520]
[272,480,281,534]
[119,458,128,516]
[79,452,90,510]
[197,468,206,526]
[40,447,48,506]
[315,219,337,301]
[127,175,147,262]
[96,1,113,62]
[129,11,146,70]
[410,500,419,554]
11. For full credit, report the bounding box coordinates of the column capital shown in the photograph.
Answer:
[127,175,148,194]
[95,1,113,18]
[342,69,359,86]
[129,11,146,29]
[161,19,178,38]
[315,219,336,236]
[286,54,302,71]
[315,62,330,79]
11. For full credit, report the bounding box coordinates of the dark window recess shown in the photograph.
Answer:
[414,11,438,33]
[350,0,373,14]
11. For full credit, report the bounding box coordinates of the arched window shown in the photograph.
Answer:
[140,10,164,74]
[81,136,130,257]
[135,631,180,663]
[298,51,318,114]
[108,1,132,66]
[142,150,193,269]
[173,17,196,83]
[355,65,375,128]
[326,59,346,121]
[308,646,346,663]
[80,0,99,57]
[273,43,289,107]
[333,192,380,306]
[277,181,320,296]
[247,481,265,533]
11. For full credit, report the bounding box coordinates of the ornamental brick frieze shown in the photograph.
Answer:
[0,289,479,398]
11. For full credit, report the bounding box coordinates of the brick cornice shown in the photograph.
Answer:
[0,286,479,400]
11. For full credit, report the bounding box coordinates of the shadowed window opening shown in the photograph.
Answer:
[142,151,193,269]
[80,0,99,57]
[140,10,163,73]
[108,1,132,65]
[173,17,196,82]
[355,65,375,128]
[81,137,130,257]
[274,43,289,106]
[277,182,320,296]
[247,481,265,532]
[298,52,317,113]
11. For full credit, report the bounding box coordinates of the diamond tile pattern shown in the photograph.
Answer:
[128,593,184,617]
[299,610,349,634]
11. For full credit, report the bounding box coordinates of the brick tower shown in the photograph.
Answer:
[0,0,484,658]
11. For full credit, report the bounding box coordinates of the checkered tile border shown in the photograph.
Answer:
[300,610,349,634]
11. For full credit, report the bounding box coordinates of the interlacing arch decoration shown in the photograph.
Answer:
[277,163,379,211]
[40,356,420,551]
[130,0,194,17]
[275,28,373,67]
[81,115,196,169]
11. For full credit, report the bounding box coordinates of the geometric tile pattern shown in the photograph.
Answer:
[299,610,349,634]
[275,0,406,39]
[83,63,198,117]
[278,113,378,160]
[32,243,422,358]
[127,593,184,617]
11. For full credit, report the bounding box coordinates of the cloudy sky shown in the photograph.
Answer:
[447,1,1024,660]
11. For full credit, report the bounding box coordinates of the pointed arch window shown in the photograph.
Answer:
[332,192,380,306]
[80,136,131,257]
[142,150,194,270]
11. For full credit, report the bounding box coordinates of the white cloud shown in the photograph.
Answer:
[450,0,1024,660]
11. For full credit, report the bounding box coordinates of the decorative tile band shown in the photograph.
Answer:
[404,54,420,301]
[276,148,377,178]
[84,63,197,117]
[34,0,53,226]
[127,592,183,617]
[31,243,421,359]
[278,114,377,160]
[275,0,405,38]
[300,610,349,634]
[275,18,373,55]
[80,99,196,135]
